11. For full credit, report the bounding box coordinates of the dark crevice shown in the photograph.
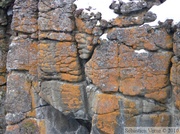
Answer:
[76,119,92,133]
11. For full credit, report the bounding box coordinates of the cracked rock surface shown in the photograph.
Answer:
[0,0,180,134]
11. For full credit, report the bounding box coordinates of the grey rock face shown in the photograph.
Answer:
[6,112,25,125]
[5,72,32,113]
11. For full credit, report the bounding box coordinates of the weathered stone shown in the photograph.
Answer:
[38,41,82,82]
[125,112,170,127]
[170,57,180,110]
[44,106,89,134]
[86,41,172,102]
[38,7,75,32]
[107,26,173,50]
[0,75,6,85]
[7,37,38,75]
[91,93,167,133]
[75,33,96,59]
[0,86,6,134]
[75,17,98,34]
[173,86,180,110]
[6,112,25,125]
[38,0,75,12]
[39,81,87,119]
[12,0,38,33]
[5,72,32,113]
[39,32,74,41]
[5,118,40,134]
[111,12,156,27]
[92,112,120,134]
[120,1,148,14]
[173,30,180,56]
[0,40,8,73]
[3,0,180,133]
[170,56,180,85]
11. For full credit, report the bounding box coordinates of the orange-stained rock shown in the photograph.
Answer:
[92,112,120,134]
[38,41,82,82]
[5,118,40,134]
[29,41,38,76]
[90,93,167,133]
[12,0,38,33]
[145,86,171,103]
[173,86,180,110]
[60,83,85,114]
[86,41,172,102]
[111,11,156,27]
[40,81,87,118]
[0,75,6,85]
[37,120,46,134]
[149,113,170,127]
[93,94,119,114]
[75,18,93,34]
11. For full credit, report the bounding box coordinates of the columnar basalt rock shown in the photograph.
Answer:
[2,0,180,134]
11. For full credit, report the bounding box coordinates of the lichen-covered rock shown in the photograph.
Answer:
[3,0,180,133]
[5,118,40,134]
[111,11,156,27]
[90,93,168,134]
[75,33,97,59]
[86,40,172,103]
[7,36,38,75]
[12,0,38,34]
[38,41,82,82]
[170,56,180,110]
[107,26,173,50]
[39,81,87,119]
[5,112,26,125]
[38,4,75,32]
[5,72,32,113]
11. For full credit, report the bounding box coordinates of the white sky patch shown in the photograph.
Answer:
[74,0,118,21]
[134,49,148,54]
[100,33,108,40]
[146,0,180,26]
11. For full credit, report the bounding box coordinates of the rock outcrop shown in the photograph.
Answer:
[0,0,180,134]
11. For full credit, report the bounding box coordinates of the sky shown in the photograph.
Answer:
[74,0,180,26]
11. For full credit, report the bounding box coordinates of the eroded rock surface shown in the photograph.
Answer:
[1,0,180,134]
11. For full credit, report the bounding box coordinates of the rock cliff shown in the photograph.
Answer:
[0,0,180,134]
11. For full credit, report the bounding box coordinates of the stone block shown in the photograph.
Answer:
[107,26,173,50]
[86,41,172,102]
[38,7,75,32]
[5,72,32,113]
[38,41,82,82]
[12,0,38,33]
[39,81,87,119]
[90,93,167,133]
[7,37,38,75]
